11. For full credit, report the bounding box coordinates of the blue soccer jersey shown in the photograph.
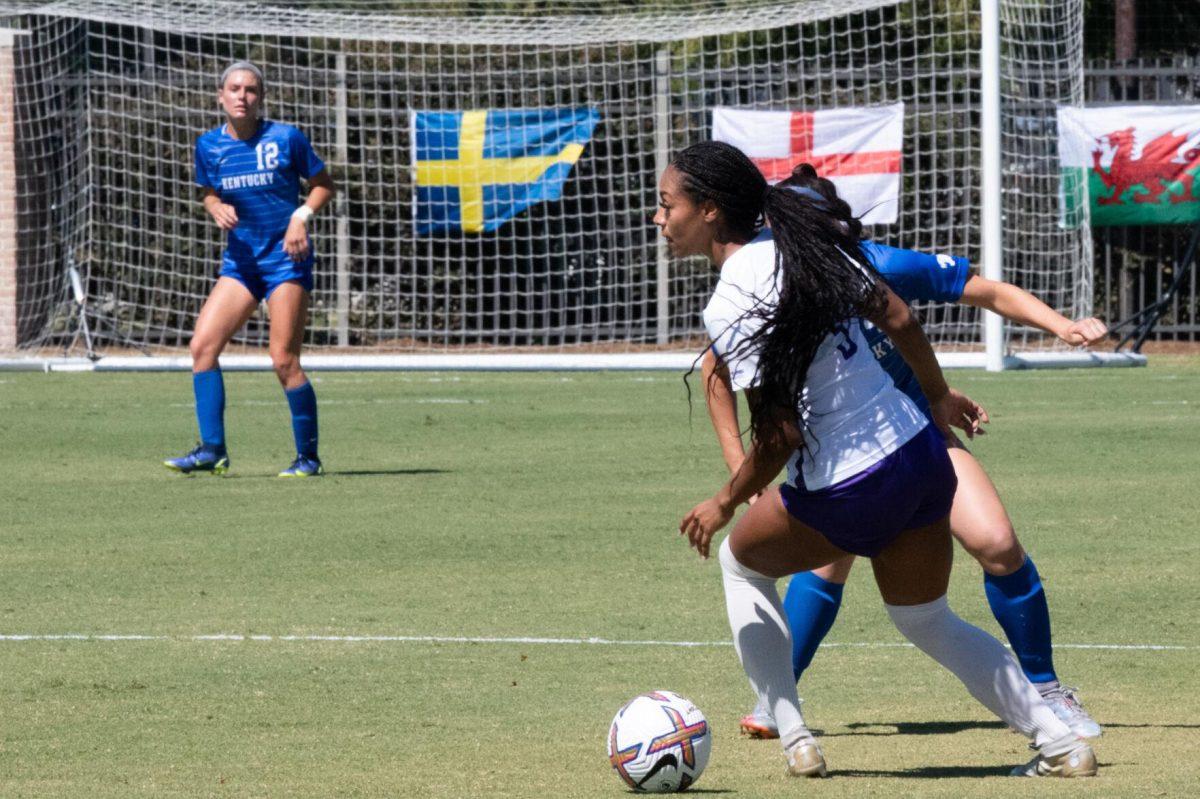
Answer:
[194,120,325,275]
[859,241,972,416]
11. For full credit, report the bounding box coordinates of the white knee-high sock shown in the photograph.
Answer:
[885,596,1075,752]
[718,538,810,749]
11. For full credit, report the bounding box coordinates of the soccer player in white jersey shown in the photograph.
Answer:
[715,164,1104,742]
[164,62,336,478]
[657,141,1096,778]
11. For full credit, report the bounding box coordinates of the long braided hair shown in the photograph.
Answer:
[675,143,886,452]
[777,162,864,241]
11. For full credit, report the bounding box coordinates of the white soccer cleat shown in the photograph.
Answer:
[784,732,828,778]
[1011,737,1097,778]
[739,710,779,739]
[1042,685,1103,739]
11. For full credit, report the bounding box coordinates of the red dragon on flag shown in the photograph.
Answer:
[1091,127,1200,206]
[1059,105,1200,226]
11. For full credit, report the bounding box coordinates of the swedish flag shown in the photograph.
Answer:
[412,108,600,235]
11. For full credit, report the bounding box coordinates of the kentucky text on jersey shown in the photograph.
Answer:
[220,172,276,190]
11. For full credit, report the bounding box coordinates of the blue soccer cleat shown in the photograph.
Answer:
[278,455,324,478]
[164,444,229,475]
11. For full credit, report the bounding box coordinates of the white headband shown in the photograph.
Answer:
[220,61,265,92]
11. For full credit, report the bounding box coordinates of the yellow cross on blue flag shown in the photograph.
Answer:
[411,107,600,235]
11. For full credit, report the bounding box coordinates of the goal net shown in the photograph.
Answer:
[0,0,1091,363]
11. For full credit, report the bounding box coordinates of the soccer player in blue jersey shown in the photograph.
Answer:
[164,62,336,478]
[702,164,1107,741]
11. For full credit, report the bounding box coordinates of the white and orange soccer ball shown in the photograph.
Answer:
[606,691,711,793]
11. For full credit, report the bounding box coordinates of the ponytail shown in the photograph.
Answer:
[671,147,883,452]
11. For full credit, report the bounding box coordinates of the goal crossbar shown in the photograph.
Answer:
[1,0,900,45]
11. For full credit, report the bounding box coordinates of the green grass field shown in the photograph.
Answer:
[2,358,1198,797]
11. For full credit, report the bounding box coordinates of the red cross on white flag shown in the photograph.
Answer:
[712,103,904,224]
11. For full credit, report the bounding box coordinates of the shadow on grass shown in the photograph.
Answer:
[827,720,1009,737]
[834,719,1200,738]
[216,468,452,479]
[327,469,451,477]
[837,764,1015,779]
[1088,722,1200,729]
[628,787,729,791]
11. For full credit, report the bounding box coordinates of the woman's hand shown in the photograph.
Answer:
[207,201,239,231]
[680,496,735,560]
[930,388,989,439]
[283,218,311,261]
[1058,316,1108,347]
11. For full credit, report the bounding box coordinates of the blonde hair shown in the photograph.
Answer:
[219,61,265,92]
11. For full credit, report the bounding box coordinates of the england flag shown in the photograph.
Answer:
[712,103,905,224]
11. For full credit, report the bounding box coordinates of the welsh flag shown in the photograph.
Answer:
[712,104,904,224]
[1058,105,1200,227]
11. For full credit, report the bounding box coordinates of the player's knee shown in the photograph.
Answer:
[189,337,220,369]
[980,546,1027,576]
[719,537,776,583]
[886,595,950,642]
[962,525,1025,575]
[720,537,759,578]
[726,536,786,579]
[816,556,855,583]
[718,537,740,573]
[270,352,301,383]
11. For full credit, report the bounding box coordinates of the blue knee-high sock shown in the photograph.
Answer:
[983,556,1057,684]
[193,368,226,452]
[284,381,319,459]
[782,571,845,682]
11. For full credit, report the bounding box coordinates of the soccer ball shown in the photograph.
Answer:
[607,691,711,793]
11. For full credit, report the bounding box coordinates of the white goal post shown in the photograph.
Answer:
[0,0,1141,371]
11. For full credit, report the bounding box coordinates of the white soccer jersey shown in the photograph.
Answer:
[702,230,929,490]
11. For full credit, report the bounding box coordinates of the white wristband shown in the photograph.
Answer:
[291,205,314,224]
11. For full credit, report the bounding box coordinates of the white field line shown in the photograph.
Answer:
[165,397,484,408]
[0,633,1194,651]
